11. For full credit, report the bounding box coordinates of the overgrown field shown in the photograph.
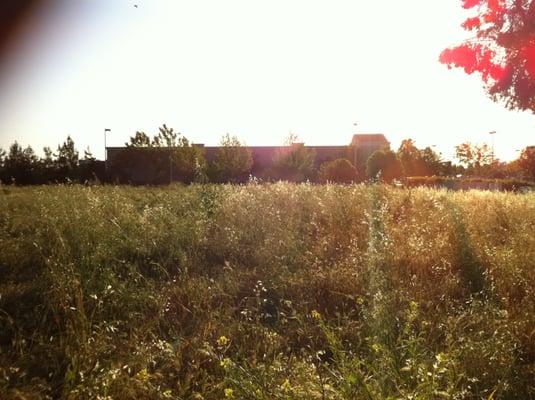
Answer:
[1,184,534,399]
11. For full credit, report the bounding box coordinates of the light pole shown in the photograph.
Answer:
[104,128,111,169]
[489,130,496,164]
[353,121,359,167]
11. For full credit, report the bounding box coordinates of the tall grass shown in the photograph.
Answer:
[0,184,533,399]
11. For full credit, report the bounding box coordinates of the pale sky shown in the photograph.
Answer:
[0,0,533,161]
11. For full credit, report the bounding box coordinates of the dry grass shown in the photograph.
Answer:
[0,183,533,399]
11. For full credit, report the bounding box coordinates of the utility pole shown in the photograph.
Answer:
[104,128,111,170]
[353,121,359,167]
[489,130,496,164]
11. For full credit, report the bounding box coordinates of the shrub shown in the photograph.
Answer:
[366,150,403,183]
[268,144,316,182]
[318,158,358,183]
[210,134,253,183]
[404,176,535,191]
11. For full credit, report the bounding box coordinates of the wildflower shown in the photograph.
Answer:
[371,343,382,353]
[281,378,291,393]
[311,310,321,320]
[220,357,233,370]
[136,368,149,382]
[217,335,229,347]
[224,388,235,399]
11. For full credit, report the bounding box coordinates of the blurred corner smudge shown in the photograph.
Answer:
[0,0,43,67]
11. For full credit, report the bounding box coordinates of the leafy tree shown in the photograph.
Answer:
[42,146,55,166]
[2,142,39,184]
[518,146,535,179]
[126,131,152,147]
[440,0,535,112]
[397,139,422,176]
[366,149,403,183]
[397,139,444,177]
[419,146,443,176]
[455,142,493,175]
[211,134,253,183]
[39,146,56,183]
[153,124,178,147]
[270,135,316,182]
[55,136,79,180]
[170,136,207,183]
[113,125,206,184]
[318,158,358,183]
[151,125,206,183]
[0,147,5,168]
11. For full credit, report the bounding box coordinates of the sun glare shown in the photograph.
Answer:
[0,0,533,162]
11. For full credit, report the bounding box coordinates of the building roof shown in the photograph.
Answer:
[351,134,389,146]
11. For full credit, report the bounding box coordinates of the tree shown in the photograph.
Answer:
[153,124,178,147]
[169,136,207,183]
[419,146,444,176]
[150,124,206,183]
[211,134,253,183]
[126,131,152,147]
[55,136,79,181]
[113,125,206,184]
[397,139,445,177]
[366,150,403,183]
[455,142,493,174]
[2,142,38,184]
[440,0,535,112]
[318,158,358,183]
[38,146,56,183]
[397,139,422,176]
[270,135,316,182]
[518,146,535,179]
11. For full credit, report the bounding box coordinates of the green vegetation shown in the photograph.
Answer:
[1,184,534,399]
[404,176,535,192]
[318,159,358,184]
[115,125,207,184]
[366,150,403,183]
[268,142,316,183]
[1,128,534,186]
[209,134,253,184]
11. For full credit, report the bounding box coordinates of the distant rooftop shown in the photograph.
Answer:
[351,134,389,146]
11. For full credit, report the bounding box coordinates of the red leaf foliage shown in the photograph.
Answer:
[439,44,506,82]
[523,43,535,79]
[443,0,535,112]
[462,0,482,9]
[462,17,481,30]
[483,0,505,22]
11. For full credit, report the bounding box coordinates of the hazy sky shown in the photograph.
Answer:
[0,0,534,161]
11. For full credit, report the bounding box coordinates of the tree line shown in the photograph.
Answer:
[0,137,103,185]
[1,126,534,185]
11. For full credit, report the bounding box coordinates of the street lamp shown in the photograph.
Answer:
[104,128,111,168]
[489,130,496,163]
[352,122,359,166]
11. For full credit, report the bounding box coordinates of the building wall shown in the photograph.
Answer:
[106,134,389,183]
